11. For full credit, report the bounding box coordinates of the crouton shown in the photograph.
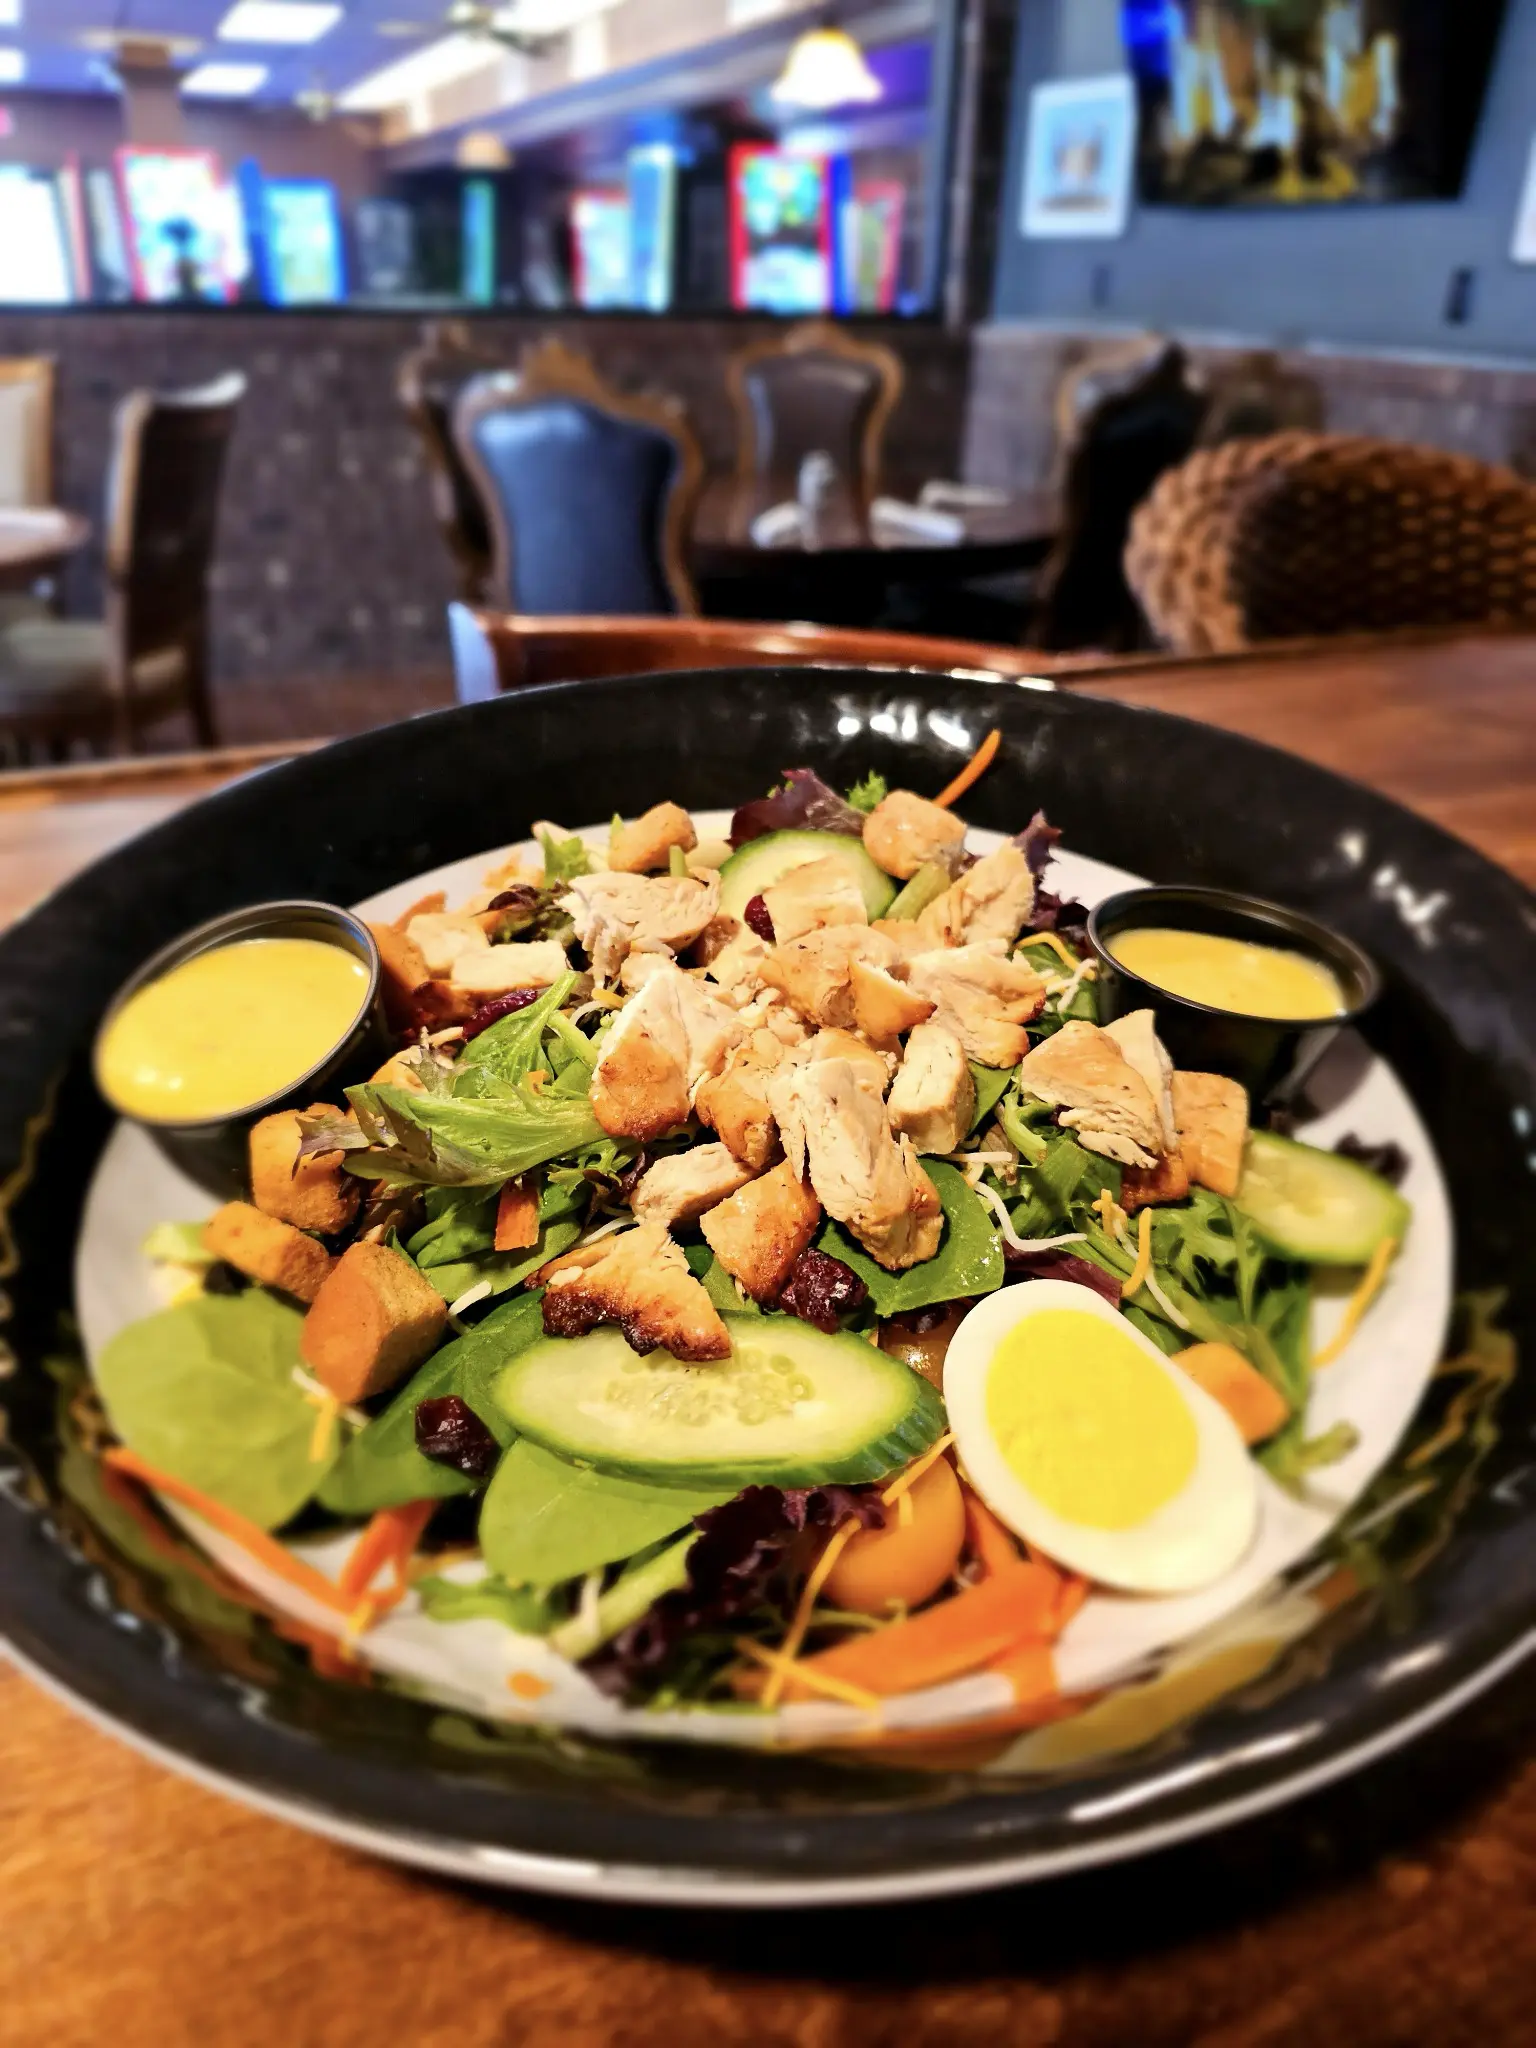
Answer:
[540,1222,730,1360]
[609,801,697,874]
[761,856,868,944]
[494,1178,541,1250]
[631,1143,756,1231]
[849,955,934,1044]
[299,1241,449,1403]
[914,842,1036,950]
[862,790,966,881]
[907,944,1046,1068]
[888,1023,974,1155]
[695,1032,788,1169]
[1172,1071,1250,1198]
[760,925,901,1030]
[1120,1149,1192,1212]
[248,1107,360,1235]
[1175,1342,1289,1445]
[590,965,745,1143]
[203,1201,334,1304]
[1017,1020,1164,1168]
[368,921,432,1030]
[699,1160,822,1304]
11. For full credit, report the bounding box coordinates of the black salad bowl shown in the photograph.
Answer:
[1088,884,1382,1101]
[1,668,1533,1907]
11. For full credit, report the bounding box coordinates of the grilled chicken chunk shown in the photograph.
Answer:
[760,924,901,1030]
[449,939,570,994]
[888,1023,975,1155]
[906,943,1046,1067]
[1171,1071,1250,1198]
[769,1056,942,1271]
[699,1160,822,1304]
[539,1223,731,1361]
[1017,1020,1164,1168]
[697,916,771,998]
[798,1027,893,1099]
[1104,1009,1179,1152]
[914,842,1036,951]
[590,964,743,1142]
[609,801,697,874]
[562,871,720,987]
[405,911,495,979]
[631,1143,757,1231]
[849,955,934,1044]
[761,855,869,944]
[861,790,967,880]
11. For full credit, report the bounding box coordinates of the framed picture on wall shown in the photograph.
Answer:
[1021,75,1137,240]
[1513,135,1536,264]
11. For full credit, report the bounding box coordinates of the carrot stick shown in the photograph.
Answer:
[338,1499,437,1605]
[986,1638,1058,1705]
[773,1560,1064,1702]
[962,1487,1024,1580]
[1053,1573,1090,1632]
[102,1448,355,1618]
[933,727,1001,810]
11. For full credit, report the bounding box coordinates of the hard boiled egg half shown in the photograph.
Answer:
[944,1280,1259,1595]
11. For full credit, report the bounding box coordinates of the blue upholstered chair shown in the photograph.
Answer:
[452,343,702,617]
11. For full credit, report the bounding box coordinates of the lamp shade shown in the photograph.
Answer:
[770,27,882,111]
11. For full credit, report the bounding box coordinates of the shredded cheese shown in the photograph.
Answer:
[896,1489,915,1528]
[447,1278,494,1320]
[881,1433,956,1512]
[1093,1188,1128,1241]
[735,1638,883,1711]
[1124,1207,1153,1299]
[973,1180,1086,1256]
[1312,1237,1399,1369]
[762,1518,864,1709]
[1142,1268,1194,1333]
[307,1393,341,1464]
[1026,930,1081,971]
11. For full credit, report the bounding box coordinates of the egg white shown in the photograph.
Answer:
[944,1280,1260,1596]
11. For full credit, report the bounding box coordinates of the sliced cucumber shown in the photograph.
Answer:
[717,830,896,925]
[492,1315,944,1489]
[1234,1129,1411,1265]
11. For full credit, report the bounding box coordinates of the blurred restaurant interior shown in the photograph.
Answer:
[0,0,1531,755]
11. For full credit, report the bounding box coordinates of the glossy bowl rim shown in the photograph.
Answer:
[90,898,381,1135]
[1087,882,1383,1029]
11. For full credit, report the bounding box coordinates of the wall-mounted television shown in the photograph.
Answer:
[571,188,632,309]
[728,145,832,315]
[0,168,75,305]
[261,179,346,305]
[627,144,678,313]
[116,148,235,302]
[1122,0,1510,206]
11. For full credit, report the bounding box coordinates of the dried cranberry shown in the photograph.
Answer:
[461,988,543,1039]
[202,1260,249,1296]
[743,894,775,942]
[414,1396,500,1478]
[777,1246,867,1332]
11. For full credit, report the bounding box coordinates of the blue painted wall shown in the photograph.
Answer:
[992,0,1536,356]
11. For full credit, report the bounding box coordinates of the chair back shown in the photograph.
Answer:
[454,342,702,617]
[449,605,1056,702]
[1127,432,1536,656]
[728,321,903,512]
[1032,342,1208,652]
[104,372,245,676]
[1196,351,1325,448]
[0,356,55,507]
[398,320,508,602]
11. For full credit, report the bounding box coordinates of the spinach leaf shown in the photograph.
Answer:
[416,1571,563,1633]
[479,1438,729,1585]
[818,1160,1004,1316]
[318,1294,542,1516]
[419,1216,580,1305]
[96,1293,331,1530]
[408,1186,498,1267]
[685,1244,763,1318]
[968,1062,1016,1133]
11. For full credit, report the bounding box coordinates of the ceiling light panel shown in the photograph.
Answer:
[218,3,342,44]
[181,61,270,97]
[0,47,23,83]
[337,36,504,113]
[0,3,21,30]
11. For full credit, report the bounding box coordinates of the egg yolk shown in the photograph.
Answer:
[985,1310,1198,1530]
[98,936,369,1122]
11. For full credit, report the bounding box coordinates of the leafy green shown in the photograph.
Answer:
[346,1081,604,1190]
[996,1090,1050,1166]
[846,769,888,813]
[685,1243,762,1318]
[317,1294,543,1516]
[540,829,591,883]
[548,1532,696,1662]
[418,1216,580,1306]
[416,1572,563,1633]
[479,1439,729,1586]
[451,975,577,1099]
[1260,1419,1361,1487]
[819,1160,1004,1315]
[96,1293,331,1530]
[968,1063,1016,1133]
[1010,1130,1119,1237]
[142,1221,214,1265]
[408,1186,499,1267]
[1018,936,1099,1034]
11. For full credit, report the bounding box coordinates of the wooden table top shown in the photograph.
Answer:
[3,633,1533,2046]
[692,476,1057,577]
[0,507,90,583]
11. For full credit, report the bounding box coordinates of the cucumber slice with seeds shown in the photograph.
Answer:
[1234,1130,1410,1265]
[717,830,896,925]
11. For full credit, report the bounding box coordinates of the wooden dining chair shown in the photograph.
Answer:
[0,356,55,508]
[727,321,903,515]
[448,605,1056,702]
[0,373,245,758]
[454,341,704,617]
[397,319,509,604]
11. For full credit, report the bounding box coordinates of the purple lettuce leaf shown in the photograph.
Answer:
[1004,1245,1123,1305]
[730,769,866,850]
[1015,810,1061,880]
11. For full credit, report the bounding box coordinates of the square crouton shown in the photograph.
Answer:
[1120,1148,1191,1213]
[299,1241,449,1403]
[1175,1342,1290,1445]
[700,1160,821,1304]
[248,1107,360,1235]
[1171,1071,1249,1198]
[203,1201,334,1304]
[609,801,697,874]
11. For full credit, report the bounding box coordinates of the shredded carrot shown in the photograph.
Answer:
[762,1517,863,1709]
[339,1499,438,1606]
[811,1687,1086,1754]
[735,1638,882,1711]
[769,1560,1064,1704]
[102,1448,356,1617]
[986,1638,1058,1705]
[1052,1572,1091,1632]
[962,1487,1023,1579]
[1125,1205,1153,1298]
[933,727,1001,810]
[507,1670,552,1702]
[1313,1236,1399,1369]
[880,1433,955,1511]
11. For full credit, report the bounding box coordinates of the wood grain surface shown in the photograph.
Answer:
[3,636,1534,2047]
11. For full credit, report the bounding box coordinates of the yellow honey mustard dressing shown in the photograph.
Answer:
[98,937,369,1121]
[985,1310,1197,1530]
[1109,926,1343,1020]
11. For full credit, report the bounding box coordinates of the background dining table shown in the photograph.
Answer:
[3,629,1533,2048]
[0,507,90,591]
